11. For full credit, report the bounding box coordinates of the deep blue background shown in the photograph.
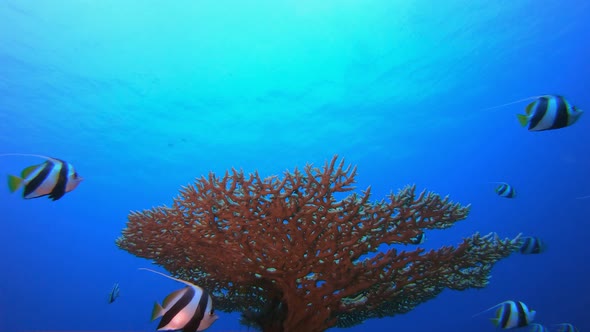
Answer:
[1,1,589,331]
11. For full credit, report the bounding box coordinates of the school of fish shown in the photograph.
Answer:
[1,94,584,331]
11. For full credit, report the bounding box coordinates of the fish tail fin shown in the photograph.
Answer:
[517,114,529,127]
[7,175,23,192]
[490,317,500,327]
[151,302,164,321]
[139,268,195,287]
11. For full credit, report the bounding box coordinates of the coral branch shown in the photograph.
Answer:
[116,156,519,332]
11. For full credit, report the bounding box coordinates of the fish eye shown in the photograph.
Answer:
[73,172,79,178]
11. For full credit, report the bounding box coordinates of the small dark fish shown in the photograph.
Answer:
[519,237,546,254]
[108,283,120,304]
[474,300,536,329]
[141,268,218,332]
[494,182,516,198]
[554,323,579,332]
[409,233,425,245]
[517,95,582,131]
[2,153,83,201]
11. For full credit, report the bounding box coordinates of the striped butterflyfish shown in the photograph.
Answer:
[474,300,535,329]
[140,268,218,332]
[409,233,425,245]
[529,323,550,332]
[519,236,545,255]
[517,95,583,131]
[494,182,516,198]
[108,282,120,304]
[554,323,579,332]
[2,153,83,201]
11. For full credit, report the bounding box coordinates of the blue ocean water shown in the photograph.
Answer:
[1,0,589,331]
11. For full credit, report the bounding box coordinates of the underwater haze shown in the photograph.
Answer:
[1,0,589,331]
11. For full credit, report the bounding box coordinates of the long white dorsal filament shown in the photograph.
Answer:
[472,300,510,318]
[139,268,196,288]
[0,153,55,161]
[479,96,543,112]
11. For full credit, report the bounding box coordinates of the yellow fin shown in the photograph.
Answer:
[7,175,23,193]
[517,114,529,127]
[21,164,42,179]
[151,302,164,321]
[490,317,500,327]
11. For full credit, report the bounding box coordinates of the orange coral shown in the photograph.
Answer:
[116,156,519,332]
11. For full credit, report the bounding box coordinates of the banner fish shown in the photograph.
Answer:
[494,182,516,198]
[474,300,536,329]
[519,237,545,254]
[409,233,425,244]
[554,323,579,332]
[140,268,218,332]
[530,323,550,332]
[517,95,582,131]
[1,154,83,201]
[108,282,120,304]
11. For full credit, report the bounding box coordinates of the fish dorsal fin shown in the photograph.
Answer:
[478,96,544,112]
[139,268,197,288]
[0,153,58,162]
[21,164,44,179]
[472,300,511,317]
[162,287,189,308]
[1,153,63,173]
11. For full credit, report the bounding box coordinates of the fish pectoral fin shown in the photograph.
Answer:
[516,114,529,127]
[7,175,23,193]
[151,302,165,321]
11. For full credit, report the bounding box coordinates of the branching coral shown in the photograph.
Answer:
[116,156,519,332]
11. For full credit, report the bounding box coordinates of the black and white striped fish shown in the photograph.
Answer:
[519,237,545,255]
[3,154,82,201]
[495,183,516,198]
[409,233,425,245]
[141,268,218,332]
[554,323,579,332]
[474,300,536,329]
[517,95,583,131]
[530,323,550,332]
[108,282,120,304]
